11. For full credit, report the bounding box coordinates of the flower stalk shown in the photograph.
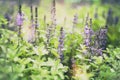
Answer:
[72,14,78,33]
[58,27,65,61]
[34,7,38,44]
[51,0,56,36]
[16,1,24,45]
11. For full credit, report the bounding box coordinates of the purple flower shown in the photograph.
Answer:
[16,13,24,26]
[84,25,90,35]
[84,24,93,47]
[51,0,56,26]
[88,26,108,56]
[85,38,90,46]
[50,0,57,36]
[98,27,107,50]
[58,27,65,61]
[96,48,103,56]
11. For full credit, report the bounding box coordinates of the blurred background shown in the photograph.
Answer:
[0,0,120,46]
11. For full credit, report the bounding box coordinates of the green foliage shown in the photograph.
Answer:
[0,28,68,80]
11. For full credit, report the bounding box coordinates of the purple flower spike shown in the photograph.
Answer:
[84,25,90,35]
[58,27,65,61]
[16,13,24,26]
[96,48,103,56]
[85,38,90,46]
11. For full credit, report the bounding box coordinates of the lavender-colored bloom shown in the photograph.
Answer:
[50,0,57,37]
[84,25,90,36]
[46,24,53,47]
[89,18,94,36]
[98,28,107,39]
[84,14,90,36]
[58,27,65,61]
[84,24,93,47]
[90,47,103,56]
[83,19,107,56]
[51,0,56,26]
[85,38,90,46]
[96,48,102,56]
[97,26,108,50]
[16,13,24,26]
[84,26,90,47]
[91,26,108,56]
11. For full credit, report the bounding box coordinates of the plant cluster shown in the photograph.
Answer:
[0,0,120,80]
